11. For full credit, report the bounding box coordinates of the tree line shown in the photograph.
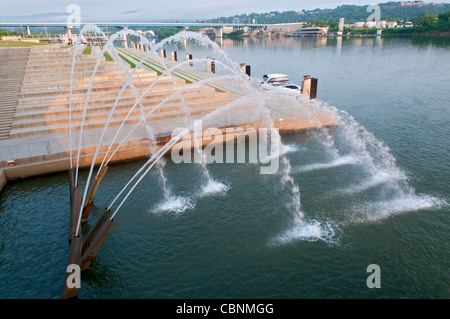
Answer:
[208,2,450,25]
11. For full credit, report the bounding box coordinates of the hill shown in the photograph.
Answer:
[207,1,450,24]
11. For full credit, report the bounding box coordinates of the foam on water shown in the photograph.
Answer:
[348,194,447,223]
[271,220,339,245]
[294,155,361,173]
[199,180,230,197]
[341,168,407,194]
[152,196,196,215]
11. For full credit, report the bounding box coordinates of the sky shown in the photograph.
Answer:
[2,0,447,22]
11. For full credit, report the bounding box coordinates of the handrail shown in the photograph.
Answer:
[0,42,8,61]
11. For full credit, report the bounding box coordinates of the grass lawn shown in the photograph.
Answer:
[103,51,113,61]
[83,46,92,54]
[118,53,136,68]
[0,40,50,47]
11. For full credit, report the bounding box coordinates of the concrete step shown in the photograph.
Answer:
[21,74,170,92]
[12,97,235,130]
[23,64,121,74]
[0,48,29,139]
[9,107,227,139]
[13,93,235,125]
[22,71,159,87]
[25,60,118,70]
[16,87,218,113]
[26,55,99,62]
[18,78,186,99]
[22,68,151,81]
[9,104,229,138]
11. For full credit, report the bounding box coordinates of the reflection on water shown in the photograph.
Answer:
[213,34,450,51]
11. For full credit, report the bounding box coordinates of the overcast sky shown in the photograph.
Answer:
[3,0,447,22]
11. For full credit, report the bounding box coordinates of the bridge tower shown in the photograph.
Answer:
[214,27,223,38]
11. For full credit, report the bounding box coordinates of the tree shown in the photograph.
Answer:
[328,18,338,28]
[415,12,436,28]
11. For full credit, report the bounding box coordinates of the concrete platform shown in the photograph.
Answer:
[0,45,337,191]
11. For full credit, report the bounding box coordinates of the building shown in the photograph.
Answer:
[268,23,305,33]
[353,22,365,28]
[292,27,328,37]
[386,21,398,28]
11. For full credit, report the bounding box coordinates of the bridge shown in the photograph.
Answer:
[0,22,269,38]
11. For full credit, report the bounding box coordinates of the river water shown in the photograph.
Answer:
[0,35,449,298]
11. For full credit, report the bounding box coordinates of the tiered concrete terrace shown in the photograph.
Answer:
[0,45,337,188]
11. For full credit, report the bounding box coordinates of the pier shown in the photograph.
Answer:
[0,44,336,192]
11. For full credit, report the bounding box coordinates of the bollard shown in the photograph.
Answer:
[80,217,115,271]
[170,50,176,61]
[301,75,312,98]
[310,78,318,99]
[160,48,164,58]
[240,63,246,73]
[69,186,82,243]
[61,236,82,299]
[133,42,137,49]
[81,165,108,223]
[211,59,215,74]
[206,57,212,72]
[245,65,251,77]
[82,209,112,255]
[185,52,190,61]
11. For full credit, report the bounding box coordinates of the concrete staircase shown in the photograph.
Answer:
[9,46,239,139]
[0,48,30,139]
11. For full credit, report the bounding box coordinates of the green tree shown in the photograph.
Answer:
[328,18,338,28]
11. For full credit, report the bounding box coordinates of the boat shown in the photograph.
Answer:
[144,30,158,40]
[261,74,301,93]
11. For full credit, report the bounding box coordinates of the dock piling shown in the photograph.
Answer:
[80,216,115,271]
[81,208,112,255]
[81,165,108,223]
[69,186,81,243]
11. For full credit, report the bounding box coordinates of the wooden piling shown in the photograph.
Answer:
[69,186,81,243]
[82,209,111,255]
[81,165,108,223]
[80,218,115,271]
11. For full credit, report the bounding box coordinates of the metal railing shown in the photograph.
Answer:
[0,42,8,61]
